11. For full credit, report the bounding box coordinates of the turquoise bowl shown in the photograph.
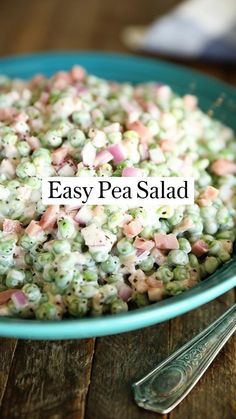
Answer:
[0,52,235,339]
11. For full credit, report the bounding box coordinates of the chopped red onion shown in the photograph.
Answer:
[94,150,113,167]
[122,167,143,177]
[11,291,28,309]
[107,143,126,164]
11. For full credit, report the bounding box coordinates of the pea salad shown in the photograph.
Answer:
[0,66,235,320]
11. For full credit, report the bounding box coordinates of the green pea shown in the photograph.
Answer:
[80,284,98,298]
[188,253,199,268]
[173,266,189,281]
[208,240,221,255]
[204,256,219,274]
[58,218,76,239]
[23,284,41,302]
[178,238,191,253]
[52,240,71,254]
[37,252,54,267]
[167,250,189,266]
[204,221,218,235]
[16,161,36,178]
[20,234,37,250]
[67,296,89,317]
[101,256,120,273]
[56,253,75,270]
[156,265,173,282]
[43,130,62,148]
[133,292,149,307]
[55,270,73,289]
[42,266,55,282]
[117,238,133,255]
[111,299,128,313]
[32,148,52,164]
[0,238,16,256]
[139,256,154,272]
[169,211,184,226]
[23,176,41,189]
[16,141,31,156]
[72,110,91,128]
[6,269,25,288]
[67,128,86,147]
[35,303,61,320]
[140,225,155,239]
[218,250,231,263]
[83,270,98,282]
[165,281,182,295]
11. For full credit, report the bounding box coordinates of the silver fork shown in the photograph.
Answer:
[133,304,236,414]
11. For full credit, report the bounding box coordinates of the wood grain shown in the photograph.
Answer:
[0,339,17,405]
[86,323,170,419]
[168,291,236,419]
[0,339,95,419]
[85,292,236,419]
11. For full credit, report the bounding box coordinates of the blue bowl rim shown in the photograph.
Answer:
[0,51,235,340]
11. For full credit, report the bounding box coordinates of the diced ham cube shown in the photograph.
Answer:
[133,237,155,252]
[191,240,209,257]
[127,121,152,144]
[0,290,16,305]
[25,220,44,237]
[39,205,60,230]
[26,136,40,150]
[3,219,22,235]
[198,186,219,206]
[123,220,143,238]
[154,233,179,250]
[52,146,69,165]
[116,282,133,301]
[160,140,175,152]
[211,159,236,176]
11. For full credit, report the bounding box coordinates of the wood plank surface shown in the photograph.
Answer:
[0,339,95,419]
[0,1,235,419]
[0,339,18,404]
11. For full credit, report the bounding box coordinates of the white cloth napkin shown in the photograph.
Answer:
[139,0,236,61]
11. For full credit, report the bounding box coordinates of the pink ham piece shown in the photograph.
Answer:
[3,219,22,234]
[151,248,167,265]
[122,167,142,177]
[123,220,143,238]
[211,159,236,176]
[25,220,44,237]
[146,277,163,289]
[116,282,133,301]
[154,233,179,250]
[107,143,126,164]
[39,205,60,230]
[71,65,86,81]
[191,240,209,257]
[52,146,69,165]
[160,140,175,152]
[133,237,155,252]
[75,206,93,225]
[198,186,219,206]
[26,136,40,150]
[127,120,151,144]
[173,217,194,234]
[0,289,16,305]
[183,95,198,112]
[94,149,113,167]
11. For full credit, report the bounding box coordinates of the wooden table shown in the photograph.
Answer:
[0,1,235,418]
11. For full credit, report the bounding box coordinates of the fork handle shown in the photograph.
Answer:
[133,304,236,414]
